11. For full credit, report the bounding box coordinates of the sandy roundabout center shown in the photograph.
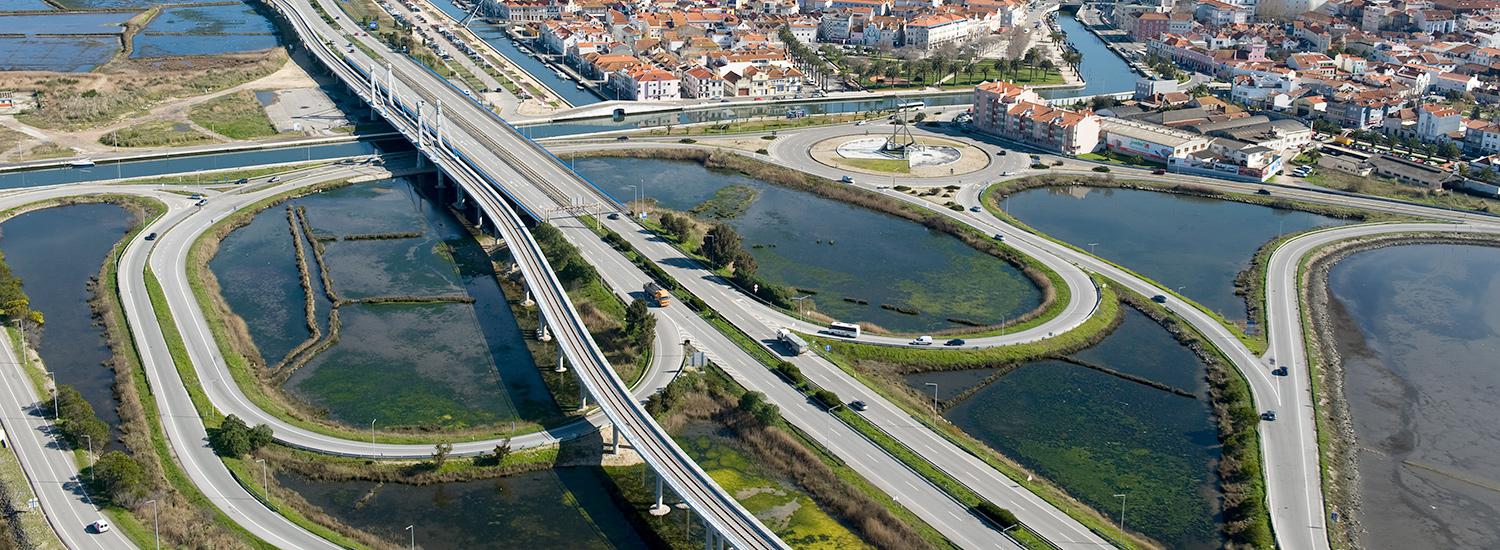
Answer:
[810,134,989,177]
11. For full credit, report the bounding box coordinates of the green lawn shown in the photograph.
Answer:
[100,120,216,148]
[189,91,280,140]
[1304,168,1499,213]
[839,157,910,174]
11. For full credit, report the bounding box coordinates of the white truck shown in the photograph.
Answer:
[777,328,810,355]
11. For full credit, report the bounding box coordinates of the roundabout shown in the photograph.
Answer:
[810,133,988,177]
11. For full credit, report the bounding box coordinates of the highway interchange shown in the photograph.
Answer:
[4,8,1500,550]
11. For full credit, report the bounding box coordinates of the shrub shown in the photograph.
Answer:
[755,148,769,155]
[1030,163,1050,169]
[92,451,148,504]
[975,502,1019,528]
[948,203,965,211]
[678,138,697,144]
[1092,166,1111,172]
[738,391,780,426]
[893,185,911,192]
[811,388,842,409]
[54,385,108,448]
[209,414,273,457]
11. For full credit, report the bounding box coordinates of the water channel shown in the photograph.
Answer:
[1003,186,1349,325]
[210,176,552,430]
[279,467,649,549]
[0,203,134,450]
[1325,244,1500,549]
[906,308,1223,548]
[572,156,1042,333]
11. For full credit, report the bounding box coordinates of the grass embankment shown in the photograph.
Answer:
[1305,168,1500,213]
[641,366,941,549]
[188,90,281,140]
[839,157,910,174]
[187,178,558,442]
[567,148,1070,337]
[66,195,275,548]
[117,160,332,185]
[0,127,30,158]
[100,120,217,148]
[8,49,288,131]
[16,143,75,161]
[982,174,1392,353]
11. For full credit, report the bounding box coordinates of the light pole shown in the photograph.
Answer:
[623,184,638,214]
[83,435,94,483]
[1087,242,1100,256]
[146,499,159,550]
[791,295,812,316]
[924,382,939,421]
[405,524,415,550]
[370,419,377,457]
[1114,492,1128,532]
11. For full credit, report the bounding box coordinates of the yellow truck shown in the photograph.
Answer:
[644,282,671,307]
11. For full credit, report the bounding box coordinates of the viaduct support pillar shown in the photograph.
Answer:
[649,471,669,516]
[610,425,619,454]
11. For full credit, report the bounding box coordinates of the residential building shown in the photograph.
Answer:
[971,81,1101,155]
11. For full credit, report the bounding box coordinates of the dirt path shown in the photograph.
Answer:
[1,57,322,160]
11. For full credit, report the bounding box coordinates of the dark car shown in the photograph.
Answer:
[997,149,1008,156]
[1273,366,1289,376]
[235,178,249,184]
[607,212,621,220]
[1257,189,1272,195]
[1151,295,1168,303]
[144,232,157,241]
[615,135,630,141]
[1151,168,1166,175]
[993,233,1005,241]
[1261,410,1277,421]
[945,338,966,347]
[849,400,868,412]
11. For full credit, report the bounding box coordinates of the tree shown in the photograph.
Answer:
[738,391,781,426]
[209,414,272,457]
[625,298,656,350]
[55,385,108,448]
[431,443,453,469]
[92,451,148,504]
[1438,140,1462,159]
[491,438,512,465]
[702,223,744,269]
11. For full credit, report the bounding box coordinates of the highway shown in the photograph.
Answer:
[0,275,134,549]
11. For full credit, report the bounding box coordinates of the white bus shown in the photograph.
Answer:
[828,322,861,339]
[895,101,924,112]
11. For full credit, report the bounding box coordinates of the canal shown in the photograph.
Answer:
[1040,11,1139,99]
[1003,186,1348,325]
[425,0,603,107]
[0,203,135,450]
[572,156,1042,333]
[1325,244,1500,549]
[906,308,1224,548]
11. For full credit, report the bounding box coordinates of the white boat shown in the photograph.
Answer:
[70,158,95,168]
[555,69,567,78]
[576,83,585,90]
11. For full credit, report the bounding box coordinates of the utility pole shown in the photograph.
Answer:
[1114,492,1128,532]
[84,435,93,484]
[146,499,159,550]
[256,458,267,495]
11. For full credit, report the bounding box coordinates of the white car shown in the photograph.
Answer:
[89,519,111,533]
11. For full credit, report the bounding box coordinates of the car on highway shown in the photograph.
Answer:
[944,338,966,346]
[993,233,1005,241]
[912,335,933,345]
[854,120,868,126]
[1151,294,1168,303]
[969,206,982,212]
[997,149,1007,155]
[849,400,868,411]
[1261,410,1277,421]
[1257,189,1272,195]
[268,176,279,183]
[840,175,854,183]
[607,212,620,220]
[143,232,157,241]
[1273,366,1289,376]
[616,135,630,141]
[235,178,250,184]
[1152,168,1166,175]
[195,199,208,207]
[89,519,111,533]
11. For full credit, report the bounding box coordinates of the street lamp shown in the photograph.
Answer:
[1114,492,1128,532]
[146,499,159,550]
[1087,242,1100,256]
[924,382,939,421]
[370,419,377,457]
[256,458,267,495]
[83,435,94,483]
[405,524,415,550]
[791,295,812,316]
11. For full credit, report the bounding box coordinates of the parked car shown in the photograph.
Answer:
[944,338,966,347]
[912,335,933,345]
[1151,295,1168,303]
[849,400,868,411]
[1261,410,1277,421]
